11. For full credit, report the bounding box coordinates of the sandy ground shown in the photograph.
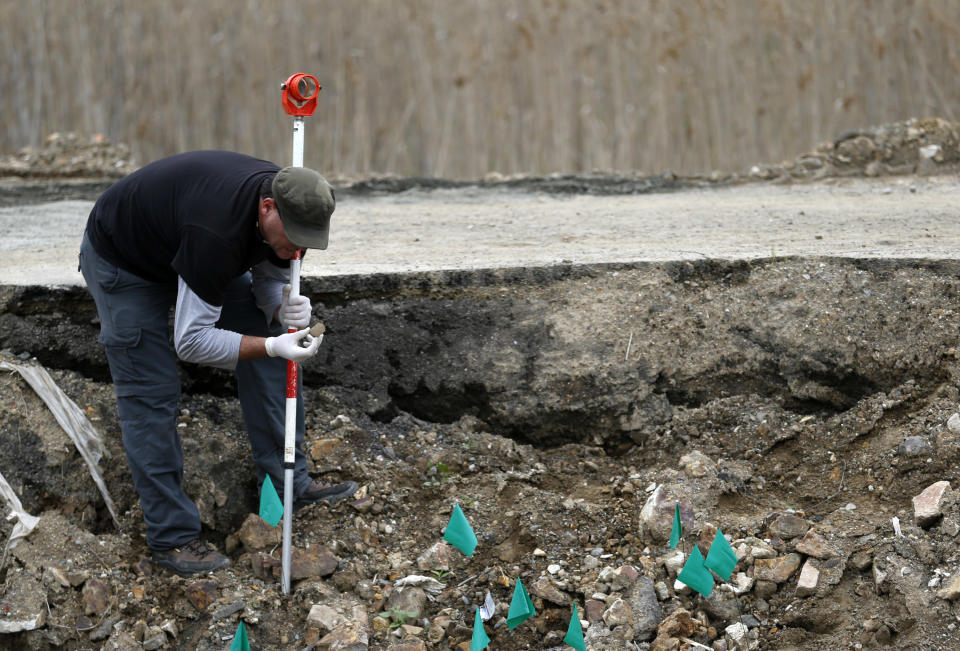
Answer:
[1,174,958,287]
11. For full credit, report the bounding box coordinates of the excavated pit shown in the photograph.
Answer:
[4,253,960,649]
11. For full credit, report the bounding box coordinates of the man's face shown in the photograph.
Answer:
[259,198,304,259]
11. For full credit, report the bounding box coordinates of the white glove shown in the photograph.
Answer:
[265,329,320,362]
[279,284,312,330]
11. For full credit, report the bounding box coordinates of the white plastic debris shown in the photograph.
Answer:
[892,516,902,537]
[479,590,496,621]
[0,470,39,556]
[394,575,446,594]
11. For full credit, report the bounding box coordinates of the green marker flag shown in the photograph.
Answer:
[704,528,738,581]
[678,545,714,597]
[563,603,586,651]
[444,503,478,556]
[471,607,490,651]
[506,578,536,629]
[258,476,283,527]
[229,620,250,651]
[669,503,682,550]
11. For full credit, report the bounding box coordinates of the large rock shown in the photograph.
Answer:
[769,513,809,540]
[318,604,370,650]
[237,512,280,551]
[386,587,428,619]
[529,575,569,606]
[625,575,661,641]
[753,553,802,583]
[639,486,695,543]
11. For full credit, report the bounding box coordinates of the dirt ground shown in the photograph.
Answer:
[2,119,960,650]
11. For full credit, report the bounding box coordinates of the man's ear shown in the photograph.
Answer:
[259,197,275,218]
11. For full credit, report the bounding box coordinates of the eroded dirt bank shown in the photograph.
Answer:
[3,255,960,650]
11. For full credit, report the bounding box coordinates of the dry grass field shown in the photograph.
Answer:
[3,0,960,178]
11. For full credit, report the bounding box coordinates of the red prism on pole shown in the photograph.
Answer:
[279,72,320,595]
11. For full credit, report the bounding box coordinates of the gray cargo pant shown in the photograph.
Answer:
[79,233,311,550]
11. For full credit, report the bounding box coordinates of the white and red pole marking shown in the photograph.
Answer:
[280,73,319,595]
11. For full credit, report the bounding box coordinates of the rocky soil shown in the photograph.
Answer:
[2,121,960,650]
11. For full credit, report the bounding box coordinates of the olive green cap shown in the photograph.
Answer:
[272,166,335,249]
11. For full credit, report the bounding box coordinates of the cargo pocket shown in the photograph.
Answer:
[100,325,143,394]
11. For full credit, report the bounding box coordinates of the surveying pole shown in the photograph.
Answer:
[279,72,320,595]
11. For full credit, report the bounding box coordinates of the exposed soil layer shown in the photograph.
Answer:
[3,120,960,650]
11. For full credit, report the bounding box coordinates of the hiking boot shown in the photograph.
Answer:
[295,478,359,510]
[152,539,231,577]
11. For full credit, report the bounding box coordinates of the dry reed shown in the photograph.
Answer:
[2,0,960,179]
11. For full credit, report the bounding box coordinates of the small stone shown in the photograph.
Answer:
[898,436,930,456]
[848,549,874,571]
[796,559,819,597]
[654,581,670,600]
[725,622,749,651]
[913,481,952,527]
[655,607,700,639]
[679,450,717,477]
[533,548,547,556]
[160,619,178,638]
[937,574,960,600]
[308,604,345,633]
[319,620,369,649]
[81,577,110,616]
[794,530,840,559]
[948,413,960,432]
[610,564,639,590]
[416,541,452,572]
[349,497,375,513]
[753,580,777,598]
[585,599,606,623]
[602,598,634,627]
[664,550,686,577]
[399,623,424,636]
[237,512,280,551]
[729,572,754,595]
[942,518,960,537]
[373,615,391,633]
[873,565,887,590]
[289,546,339,579]
[142,627,166,650]
[44,566,71,589]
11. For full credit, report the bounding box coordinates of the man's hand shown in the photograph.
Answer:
[265,329,320,362]
[279,284,311,330]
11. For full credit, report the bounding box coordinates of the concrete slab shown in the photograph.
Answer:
[1,175,959,287]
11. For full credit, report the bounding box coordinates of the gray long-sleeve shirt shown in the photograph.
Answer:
[173,260,288,369]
